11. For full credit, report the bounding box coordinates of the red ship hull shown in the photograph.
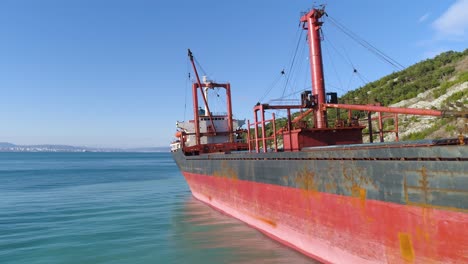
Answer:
[183,171,468,263]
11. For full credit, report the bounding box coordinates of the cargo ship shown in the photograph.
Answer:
[171,7,468,263]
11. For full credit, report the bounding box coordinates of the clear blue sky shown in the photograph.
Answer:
[1,0,467,148]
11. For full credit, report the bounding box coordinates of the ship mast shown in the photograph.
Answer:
[301,8,327,128]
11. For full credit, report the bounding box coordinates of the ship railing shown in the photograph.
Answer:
[247,105,278,153]
[328,107,401,143]
[205,112,227,117]
[358,112,400,143]
[324,103,467,143]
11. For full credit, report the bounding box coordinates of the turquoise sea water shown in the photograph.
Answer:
[0,152,316,264]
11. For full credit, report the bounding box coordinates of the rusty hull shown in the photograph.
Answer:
[173,139,468,263]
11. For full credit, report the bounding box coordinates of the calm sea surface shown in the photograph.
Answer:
[0,152,317,264]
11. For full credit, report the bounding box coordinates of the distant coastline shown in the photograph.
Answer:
[0,142,169,153]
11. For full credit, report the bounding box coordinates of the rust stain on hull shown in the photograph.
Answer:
[255,216,277,227]
[398,232,415,263]
[404,166,468,213]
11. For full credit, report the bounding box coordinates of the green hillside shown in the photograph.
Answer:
[340,49,468,106]
[338,49,468,141]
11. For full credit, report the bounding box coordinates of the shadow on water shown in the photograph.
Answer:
[169,196,320,264]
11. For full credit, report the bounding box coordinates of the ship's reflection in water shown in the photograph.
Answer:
[170,197,320,264]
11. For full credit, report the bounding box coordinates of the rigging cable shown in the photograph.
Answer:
[322,23,373,90]
[184,58,191,121]
[347,70,356,91]
[281,27,305,98]
[326,16,405,71]
[190,54,227,115]
[324,33,355,69]
[279,88,309,99]
[276,31,307,104]
[355,70,370,85]
[258,70,285,103]
[194,56,209,77]
[289,37,307,100]
[322,32,345,94]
